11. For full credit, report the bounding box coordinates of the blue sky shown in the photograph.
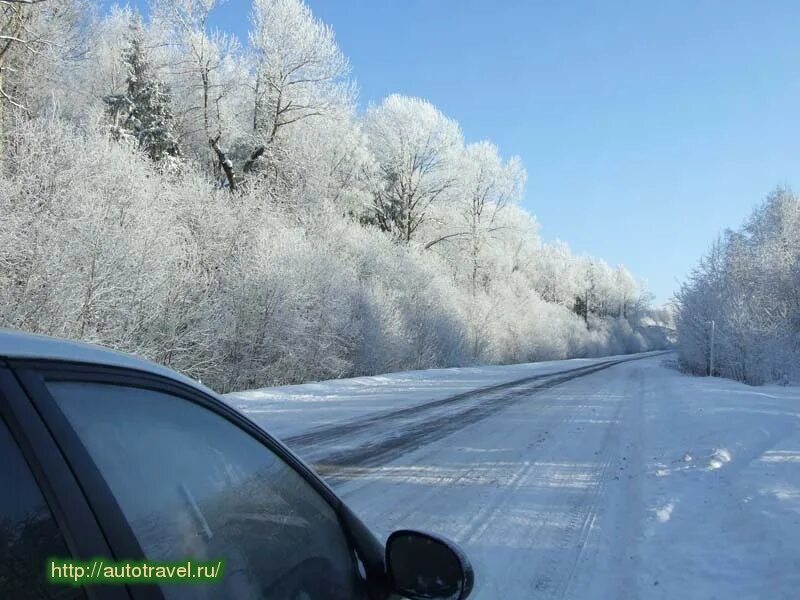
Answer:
[105,1,800,304]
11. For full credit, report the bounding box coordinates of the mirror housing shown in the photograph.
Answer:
[386,529,474,600]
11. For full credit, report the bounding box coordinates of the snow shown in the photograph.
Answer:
[707,448,732,470]
[637,361,800,599]
[227,353,800,599]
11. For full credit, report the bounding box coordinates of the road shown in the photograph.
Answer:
[229,353,800,599]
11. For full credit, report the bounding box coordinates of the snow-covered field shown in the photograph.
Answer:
[226,353,800,599]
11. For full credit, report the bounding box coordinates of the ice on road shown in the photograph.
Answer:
[227,354,800,599]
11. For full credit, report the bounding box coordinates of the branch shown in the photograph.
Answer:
[423,231,471,250]
[276,111,322,127]
[0,35,28,44]
[0,86,29,113]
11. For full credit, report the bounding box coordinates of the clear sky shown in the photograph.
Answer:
[104,0,800,304]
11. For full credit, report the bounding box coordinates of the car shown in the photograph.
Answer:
[0,329,474,600]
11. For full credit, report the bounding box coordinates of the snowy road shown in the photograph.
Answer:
[228,354,800,599]
[285,356,654,483]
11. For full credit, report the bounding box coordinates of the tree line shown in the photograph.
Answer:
[0,0,667,391]
[677,188,800,385]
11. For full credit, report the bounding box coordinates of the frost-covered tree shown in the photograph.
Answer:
[105,17,181,164]
[613,265,641,319]
[427,142,524,290]
[0,0,40,121]
[237,0,355,194]
[364,95,462,242]
[418,145,525,357]
[530,240,580,306]
[79,6,136,103]
[0,0,87,145]
[249,0,348,142]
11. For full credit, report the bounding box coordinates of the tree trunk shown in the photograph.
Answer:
[209,135,236,191]
[243,145,265,173]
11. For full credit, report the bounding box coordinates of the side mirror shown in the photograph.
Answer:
[386,529,474,600]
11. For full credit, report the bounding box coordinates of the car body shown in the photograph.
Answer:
[0,329,474,600]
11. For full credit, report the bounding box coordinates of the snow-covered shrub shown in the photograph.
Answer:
[0,116,230,380]
[210,206,470,390]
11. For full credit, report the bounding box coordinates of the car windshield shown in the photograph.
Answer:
[2,1,799,599]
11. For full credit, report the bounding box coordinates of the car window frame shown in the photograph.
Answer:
[9,358,381,600]
[0,362,129,600]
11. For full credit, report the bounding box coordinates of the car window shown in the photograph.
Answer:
[46,380,365,600]
[0,416,85,600]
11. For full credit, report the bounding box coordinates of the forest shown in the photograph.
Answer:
[0,0,668,392]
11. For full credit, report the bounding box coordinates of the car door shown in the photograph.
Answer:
[12,361,376,600]
[0,411,87,600]
[0,366,129,600]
